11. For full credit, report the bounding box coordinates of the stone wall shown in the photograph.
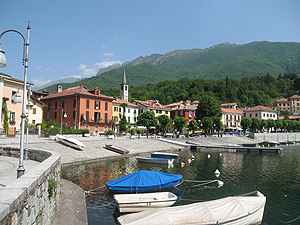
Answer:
[249,132,300,142]
[0,147,61,225]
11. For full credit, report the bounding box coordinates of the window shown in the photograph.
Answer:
[128,108,130,113]
[175,111,178,116]
[263,113,265,117]
[255,113,258,117]
[105,102,108,110]
[165,111,168,114]
[249,114,252,117]
[85,125,90,130]
[105,113,108,123]
[180,111,184,115]
[86,100,89,109]
[32,120,36,124]
[128,117,130,123]
[62,100,65,109]
[114,107,118,112]
[33,108,36,114]
[48,102,51,110]
[47,113,50,120]
[95,101,100,109]
[73,111,76,119]
[94,112,101,122]
[125,86,127,90]
[104,125,108,132]
[9,112,16,123]
[54,112,57,119]
[55,101,58,109]
[73,99,76,109]
[86,111,89,122]
[96,90,99,95]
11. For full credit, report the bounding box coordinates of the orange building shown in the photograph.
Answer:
[41,84,114,133]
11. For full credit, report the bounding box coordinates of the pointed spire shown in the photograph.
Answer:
[122,69,127,84]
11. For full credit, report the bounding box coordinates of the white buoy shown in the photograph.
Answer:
[214,169,220,177]
[188,158,192,164]
[191,155,195,160]
[217,180,224,187]
[207,154,211,159]
[219,152,222,156]
[181,162,185,167]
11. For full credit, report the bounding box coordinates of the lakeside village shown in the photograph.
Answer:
[1,69,300,137]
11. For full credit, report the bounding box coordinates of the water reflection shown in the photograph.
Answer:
[62,145,300,225]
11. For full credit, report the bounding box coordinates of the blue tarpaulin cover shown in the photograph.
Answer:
[106,170,183,193]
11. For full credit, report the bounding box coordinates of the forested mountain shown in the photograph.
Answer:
[102,73,299,108]
[43,41,300,93]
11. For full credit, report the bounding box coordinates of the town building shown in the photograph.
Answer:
[165,100,197,122]
[27,96,45,125]
[41,84,114,134]
[221,102,238,109]
[288,95,300,114]
[112,98,139,133]
[132,100,171,117]
[0,72,31,133]
[242,105,278,120]
[221,108,244,131]
[272,98,290,112]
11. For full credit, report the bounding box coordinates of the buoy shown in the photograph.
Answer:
[191,155,195,160]
[219,152,222,156]
[214,169,220,177]
[188,158,192,164]
[181,162,185,167]
[207,154,211,159]
[217,180,224,187]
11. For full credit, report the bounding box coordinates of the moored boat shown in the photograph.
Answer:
[55,134,85,150]
[150,152,179,158]
[114,192,178,213]
[259,141,280,147]
[106,170,183,193]
[104,144,129,154]
[136,156,174,164]
[118,191,266,225]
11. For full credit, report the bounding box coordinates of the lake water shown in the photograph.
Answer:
[62,145,300,225]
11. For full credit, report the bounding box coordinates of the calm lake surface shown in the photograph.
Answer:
[62,145,300,225]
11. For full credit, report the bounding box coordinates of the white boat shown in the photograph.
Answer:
[136,156,174,165]
[114,192,178,213]
[118,191,266,225]
[55,134,85,150]
[151,152,179,158]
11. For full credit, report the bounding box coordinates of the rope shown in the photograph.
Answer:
[286,216,300,224]
[182,179,222,187]
[85,184,107,194]
[86,200,114,209]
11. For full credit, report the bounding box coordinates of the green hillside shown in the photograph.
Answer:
[43,41,300,93]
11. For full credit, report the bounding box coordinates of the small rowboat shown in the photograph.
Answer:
[55,134,85,150]
[114,192,178,213]
[151,152,179,158]
[136,156,174,165]
[104,144,129,154]
[106,170,183,193]
[118,191,266,225]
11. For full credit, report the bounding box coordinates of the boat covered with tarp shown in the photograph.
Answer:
[106,170,183,193]
[118,191,266,225]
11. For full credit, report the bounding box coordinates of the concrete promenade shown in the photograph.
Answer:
[0,134,257,224]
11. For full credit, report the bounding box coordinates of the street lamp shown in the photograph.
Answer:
[0,22,31,178]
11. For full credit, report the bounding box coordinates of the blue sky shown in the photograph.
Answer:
[1,0,300,88]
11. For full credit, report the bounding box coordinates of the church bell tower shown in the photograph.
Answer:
[120,69,128,102]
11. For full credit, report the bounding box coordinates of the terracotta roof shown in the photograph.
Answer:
[244,105,275,112]
[274,98,289,102]
[133,100,170,110]
[113,98,138,108]
[41,85,114,100]
[221,108,244,114]
[289,95,300,99]
[221,102,238,107]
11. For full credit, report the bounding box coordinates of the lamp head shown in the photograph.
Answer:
[0,45,7,68]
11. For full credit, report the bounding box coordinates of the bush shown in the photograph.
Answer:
[105,130,114,136]
[46,127,89,135]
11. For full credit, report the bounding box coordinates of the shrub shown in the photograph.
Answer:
[105,130,114,136]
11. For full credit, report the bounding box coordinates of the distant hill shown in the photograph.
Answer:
[42,41,300,93]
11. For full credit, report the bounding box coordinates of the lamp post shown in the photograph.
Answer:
[0,22,30,178]
[60,109,67,135]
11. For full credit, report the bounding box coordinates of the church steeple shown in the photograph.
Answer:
[120,69,128,102]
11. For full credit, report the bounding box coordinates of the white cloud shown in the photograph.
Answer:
[102,52,114,57]
[32,78,52,87]
[78,64,97,77]
[37,66,43,70]
[95,60,122,69]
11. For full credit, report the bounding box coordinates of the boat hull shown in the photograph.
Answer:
[118,191,266,225]
[104,144,129,154]
[55,134,84,150]
[150,152,179,158]
[136,156,174,164]
[114,192,177,213]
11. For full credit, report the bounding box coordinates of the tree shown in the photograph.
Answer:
[266,119,275,132]
[241,117,252,135]
[195,94,222,121]
[1,97,9,132]
[213,117,223,137]
[157,115,172,135]
[173,116,188,134]
[259,119,267,132]
[274,119,282,132]
[119,116,129,134]
[187,119,199,135]
[201,117,213,137]
[249,118,260,132]
[109,119,115,133]
[137,111,157,138]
